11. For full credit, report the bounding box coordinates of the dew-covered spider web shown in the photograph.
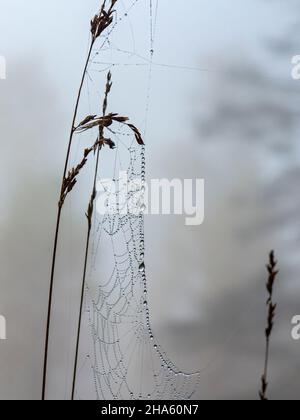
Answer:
[73,0,201,400]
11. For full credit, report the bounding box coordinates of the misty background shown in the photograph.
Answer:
[0,0,300,400]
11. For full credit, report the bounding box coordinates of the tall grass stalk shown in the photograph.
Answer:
[259,250,279,401]
[71,72,112,400]
[42,0,119,400]
[70,72,144,400]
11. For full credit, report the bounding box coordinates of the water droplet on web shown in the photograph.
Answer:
[140,203,147,213]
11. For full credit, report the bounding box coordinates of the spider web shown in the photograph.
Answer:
[74,0,201,400]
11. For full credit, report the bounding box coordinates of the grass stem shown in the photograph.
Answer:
[259,250,279,401]
[42,41,94,401]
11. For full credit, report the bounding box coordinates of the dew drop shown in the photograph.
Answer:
[140,204,147,213]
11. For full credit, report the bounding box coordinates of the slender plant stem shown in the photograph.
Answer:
[70,223,93,400]
[259,251,279,401]
[71,73,111,400]
[70,162,99,401]
[42,40,94,401]
[62,42,94,179]
[263,338,270,388]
